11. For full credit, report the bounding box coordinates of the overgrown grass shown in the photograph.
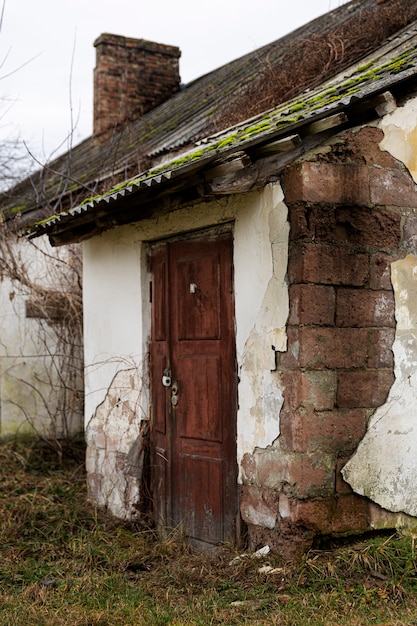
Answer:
[1,438,417,625]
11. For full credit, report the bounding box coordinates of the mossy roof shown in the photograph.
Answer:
[4,0,417,242]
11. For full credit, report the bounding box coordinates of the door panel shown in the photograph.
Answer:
[150,232,237,546]
[178,355,222,441]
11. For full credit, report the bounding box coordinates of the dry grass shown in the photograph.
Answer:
[1,438,417,625]
[214,0,417,132]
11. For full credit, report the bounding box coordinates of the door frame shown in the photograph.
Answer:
[148,224,240,547]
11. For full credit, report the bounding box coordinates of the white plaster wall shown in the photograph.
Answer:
[83,183,290,518]
[83,229,145,420]
[0,237,83,438]
[343,255,417,517]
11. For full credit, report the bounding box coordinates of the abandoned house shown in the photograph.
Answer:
[5,0,417,557]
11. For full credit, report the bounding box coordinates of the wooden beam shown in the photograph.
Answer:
[207,128,337,195]
[250,134,302,157]
[374,91,397,117]
[204,152,250,180]
[304,112,348,135]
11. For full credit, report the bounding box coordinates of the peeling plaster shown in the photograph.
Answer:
[86,367,148,519]
[379,98,417,183]
[343,255,417,517]
[235,184,289,464]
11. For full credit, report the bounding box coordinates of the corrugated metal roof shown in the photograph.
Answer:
[4,0,417,239]
[27,18,417,241]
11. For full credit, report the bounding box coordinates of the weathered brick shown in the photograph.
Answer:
[284,327,365,369]
[402,215,417,253]
[278,327,299,369]
[239,485,279,530]
[336,456,355,494]
[283,162,369,205]
[281,370,337,411]
[94,34,180,142]
[280,327,368,369]
[283,496,335,533]
[336,289,395,327]
[289,243,369,286]
[342,126,398,167]
[283,493,369,535]
[335,206,401,249]
[330,494,369,534]
[255,450,335,497]
[370,167,417,208]
[337,370,394,408]
[240,452,257,484]
[368,328,395,368]
[284,408,368,454]
[245,522,315,561]
[288,284,335,325]
[369,252,395,290]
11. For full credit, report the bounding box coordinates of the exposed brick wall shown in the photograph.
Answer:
[93,34,181,144]
[240,125,417,559]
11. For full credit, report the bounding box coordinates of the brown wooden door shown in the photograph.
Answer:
[150,232,238,548]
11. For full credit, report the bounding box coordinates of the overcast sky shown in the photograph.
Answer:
[0,0,348,163]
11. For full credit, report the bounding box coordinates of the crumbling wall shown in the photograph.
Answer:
[86,367,149,520]
[239,122,417,559]
[341,97,417,526]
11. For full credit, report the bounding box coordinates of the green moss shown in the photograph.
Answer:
[288,102,305,114]
[4,203,30,216]
[354,61,374,74]
[215,134,239,149]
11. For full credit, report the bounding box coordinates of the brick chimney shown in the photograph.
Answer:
[93,34,181,144]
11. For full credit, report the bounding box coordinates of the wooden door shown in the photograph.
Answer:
[150,232,238,548]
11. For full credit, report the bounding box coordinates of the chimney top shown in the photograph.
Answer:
[93,33,181,144]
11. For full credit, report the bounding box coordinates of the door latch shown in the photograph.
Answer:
[171,382,179,406]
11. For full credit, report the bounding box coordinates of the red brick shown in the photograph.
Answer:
[343,127,398,167]
[337,370,394,408]
[336,457,355,495]
[402,215,417,250]
[369,252,395,290]
[289,242,369,286]
[245,523,315,561]
[94,35,180,142]
[240,453,257,484]
[285,409,368,454]
[239,485,279,529]
[283,162,369,205]
[336,289,395,327]
[253,448,334,497]
[368,329,395,368]
[335,206,401,249]
[280,327,364,369]
[330,494,369,534]
[281,370,336,411]
[278,327,300,369]
[283,494,369,535]
[280,327,368,369]
[370,167,417,208]
[285,497,335,533]
[288,284,335,325]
